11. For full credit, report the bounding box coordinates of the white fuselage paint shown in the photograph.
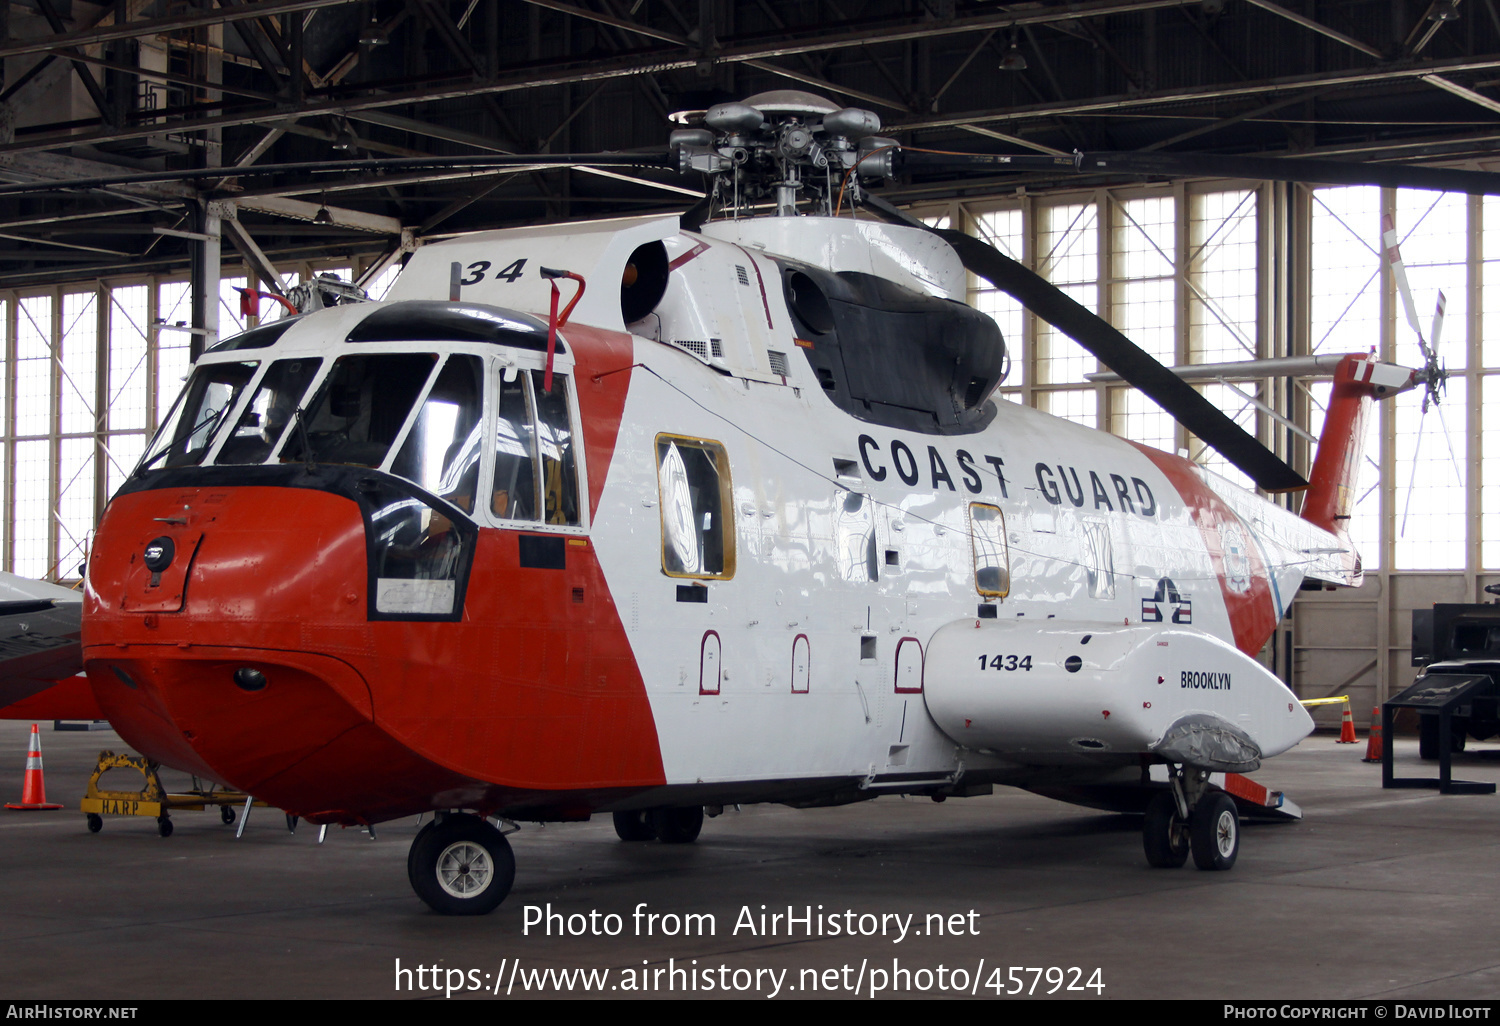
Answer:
[387,215,1334,788]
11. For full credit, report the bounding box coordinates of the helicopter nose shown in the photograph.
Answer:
[87,650,375,793]
[83,483,379,794]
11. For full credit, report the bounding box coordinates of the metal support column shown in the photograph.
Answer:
[189,202,221,362]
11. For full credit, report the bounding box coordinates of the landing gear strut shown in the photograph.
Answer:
[408,813,515,915]
[1142,765,1239,871]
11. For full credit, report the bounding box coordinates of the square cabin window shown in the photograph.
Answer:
[657,435,734,578]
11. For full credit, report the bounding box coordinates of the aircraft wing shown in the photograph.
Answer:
[0,573,85,714]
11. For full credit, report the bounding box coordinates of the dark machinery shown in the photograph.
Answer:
[1382,592,1500,794]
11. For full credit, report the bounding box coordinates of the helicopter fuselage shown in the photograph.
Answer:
[81,214,1332,829]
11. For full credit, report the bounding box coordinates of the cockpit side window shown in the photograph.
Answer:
[215,358,323,465]
[492,371,538,520]
[390,355,484,513]
[284,352,437,467]
[532,372,580,526]
[488,369,583,526]
[142,361,259,470]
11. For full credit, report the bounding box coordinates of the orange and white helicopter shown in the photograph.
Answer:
[68,90,1462,915]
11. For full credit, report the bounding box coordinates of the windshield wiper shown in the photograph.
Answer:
[134,406,229,475]
[292,405,317,472]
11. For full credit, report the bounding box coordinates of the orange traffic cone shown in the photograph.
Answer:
[1362,707,1384,763]
[6,724,64,810]
[1337,700,1358,744]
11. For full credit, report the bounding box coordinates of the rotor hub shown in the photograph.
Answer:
[669,91,890,218]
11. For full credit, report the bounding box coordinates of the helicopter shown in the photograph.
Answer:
[72,89,1452,915]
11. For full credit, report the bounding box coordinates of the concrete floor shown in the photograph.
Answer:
[2,718,1499,1001]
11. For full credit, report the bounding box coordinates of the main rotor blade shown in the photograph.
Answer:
[897,150,1500,196]
[938,228,1308,492]
[856,191,1306,492]
[0,153,677,198]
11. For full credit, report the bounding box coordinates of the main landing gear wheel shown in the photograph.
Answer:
[408,814,515,916]
[613,810,657,841]
[651,806,704,844]
[1142,792,1189,868]
[1189,792,1239,871]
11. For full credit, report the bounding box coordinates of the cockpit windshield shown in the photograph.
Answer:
[389,355,484,513]
[281,352,438,467]
[139,361,258,470]
[136,348,580,535]
[216,358,323,465]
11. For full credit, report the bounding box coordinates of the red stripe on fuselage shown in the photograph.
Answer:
[1130,443,1278,657]
[564,323,636,520]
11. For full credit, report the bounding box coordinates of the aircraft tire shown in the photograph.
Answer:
[1142,791,1189,868]
[613,810,657,841]
[410,814,514,916]
[1189,792,1238,871]
[651,806,704,844]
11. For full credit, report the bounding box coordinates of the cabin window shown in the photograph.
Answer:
[390,355,484,513]
[141,360,259,470]
[215,358,323,465]
[834,489,877,581]
[1082,518,1116,599]
[657,434,734,578]
[489,370,581,526]
[283,352,438,467]
[969,502,1010,598]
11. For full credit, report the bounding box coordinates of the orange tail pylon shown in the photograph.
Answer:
[6,723,64,810]
[1337,700,1358,744]
[1362,707,1384,763]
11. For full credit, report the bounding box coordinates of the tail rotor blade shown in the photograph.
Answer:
[1431,398,1467,489]
[1383,214,1430,360]
[1430,290,1448,356]
[1399,404,1428,539]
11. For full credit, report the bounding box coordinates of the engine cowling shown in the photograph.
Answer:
[921,619,1313,772]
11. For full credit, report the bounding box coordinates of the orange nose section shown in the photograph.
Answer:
[87,649,375,794]
[82,483,411,815]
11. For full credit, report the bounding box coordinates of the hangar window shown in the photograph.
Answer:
[657,435,734,579]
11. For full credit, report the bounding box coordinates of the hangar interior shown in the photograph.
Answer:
[4,0,1500,724]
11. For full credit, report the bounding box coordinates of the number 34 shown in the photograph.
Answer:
[459,258,527,286]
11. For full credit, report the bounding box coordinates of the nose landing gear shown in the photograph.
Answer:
[1142,766,1240,871]
[408,813,516,915]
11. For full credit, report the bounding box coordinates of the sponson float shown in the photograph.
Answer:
[80,91,1418,914]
